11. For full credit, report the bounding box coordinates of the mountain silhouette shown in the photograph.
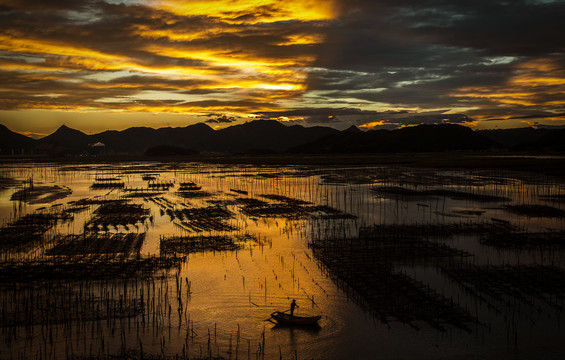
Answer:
[0,124,35,155]
[477,127,550,148]
[343,125,363,133]
[92,123,215,154]
[21,120,337,155]
[213,120,338,153]
[3,121,565,157]
[289,124,498,153]
[514,129,565,152]
[35,125,90,156]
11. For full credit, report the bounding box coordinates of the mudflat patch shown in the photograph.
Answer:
[11,185,72,204]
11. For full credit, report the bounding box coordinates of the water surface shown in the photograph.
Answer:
[1,162,564,359]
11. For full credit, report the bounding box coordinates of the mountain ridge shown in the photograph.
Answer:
[0,120,338,156]
[1,122,564,156]
[0,124,35,155]
[288,124,498,153]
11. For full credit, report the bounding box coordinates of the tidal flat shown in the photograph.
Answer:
[1,160,564,359]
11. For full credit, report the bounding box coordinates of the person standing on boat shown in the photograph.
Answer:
[290,299,299,317]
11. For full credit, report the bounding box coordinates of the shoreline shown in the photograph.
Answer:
[2,152,565,176]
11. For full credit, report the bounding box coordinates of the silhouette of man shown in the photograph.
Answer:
[290,299,299,317]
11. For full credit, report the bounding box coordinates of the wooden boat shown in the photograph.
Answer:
[270,311,321,325]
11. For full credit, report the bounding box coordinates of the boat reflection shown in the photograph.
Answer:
[270,322,322,334]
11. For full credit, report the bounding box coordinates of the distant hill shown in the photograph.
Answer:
[514,129,565,152]
[477,127,550,148]
[3,121,565,157]
[0,124,35,155]
[289,124,498,153]
[90,123,214,154]
[343,125,363,133]
[88,120,337,154]
[36,125,90,156]
[213,120,339,153]
[15,120,338,156]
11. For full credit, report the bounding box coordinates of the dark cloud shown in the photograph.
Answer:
[357,113,477,130]
[484,113,565,122]
[254,107,477,130]
[383,113,474,125]
[253,107,410,129]
[0,0,563,129]
[0,0,330,117]
[180,99,276,110]
[106,75,215,89]
[0,69,221,110]
[1,0,90,11]
[304,0,565,117]
[255,107,404,118]
[206,114,239,124]
[331,0,565,56]
[0,1,315,73]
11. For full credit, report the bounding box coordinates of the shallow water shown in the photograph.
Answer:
[0,162,564,359]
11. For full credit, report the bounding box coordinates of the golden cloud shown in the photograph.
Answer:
[0,0,332,116]
[450,57,565,108]
[157,0,337,24]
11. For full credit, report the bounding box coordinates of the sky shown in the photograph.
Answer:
[1,0,564,136]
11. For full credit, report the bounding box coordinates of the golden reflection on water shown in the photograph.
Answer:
[0,162,564,359]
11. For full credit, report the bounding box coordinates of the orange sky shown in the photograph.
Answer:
[0,0,564,134]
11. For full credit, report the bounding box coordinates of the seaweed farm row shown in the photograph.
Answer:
[310,221,565,329]
[1,162,564,359]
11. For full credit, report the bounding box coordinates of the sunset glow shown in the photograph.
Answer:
[0,0,564,133]
[2,3,565,359]
[450,57,565,110]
